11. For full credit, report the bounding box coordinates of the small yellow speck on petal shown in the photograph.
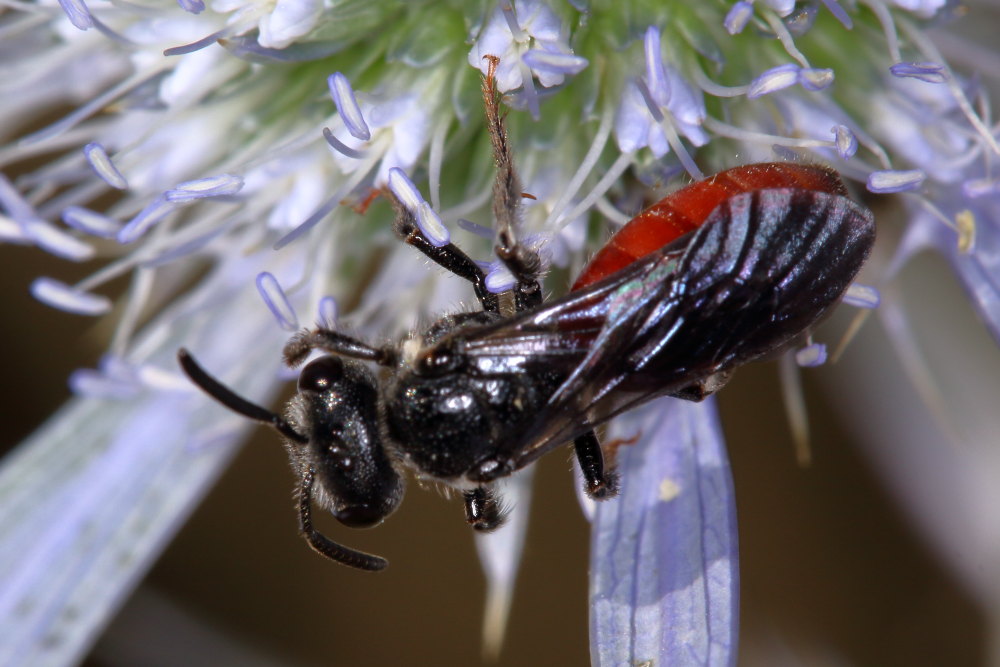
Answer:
[659,478,681,501]
[956,209,975,253]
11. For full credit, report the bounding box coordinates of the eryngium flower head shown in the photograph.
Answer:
[1,1,998,664]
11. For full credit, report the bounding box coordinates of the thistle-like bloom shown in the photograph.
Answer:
[1,1,999,665]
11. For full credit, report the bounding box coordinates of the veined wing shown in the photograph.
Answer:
[454,244,688,381]
[482,187,875,468]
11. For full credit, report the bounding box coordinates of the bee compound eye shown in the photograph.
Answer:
[298,356,345,393]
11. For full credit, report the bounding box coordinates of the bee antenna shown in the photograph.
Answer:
[298,468,388,571]
[177,348,308,444]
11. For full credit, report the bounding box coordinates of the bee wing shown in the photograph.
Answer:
[456,244,686,382]
[501,187,875,466]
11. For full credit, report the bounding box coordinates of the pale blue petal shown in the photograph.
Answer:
[0,274,286,665]
[590,397,738,667]
[474,467,535,657]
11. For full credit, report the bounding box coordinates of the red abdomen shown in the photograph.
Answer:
[571,162,848,290]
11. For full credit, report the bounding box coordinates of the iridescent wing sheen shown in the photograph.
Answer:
[460,188,876,468]
[455,244,685,379]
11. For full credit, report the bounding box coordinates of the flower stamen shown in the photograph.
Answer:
[689,63,750,98]
[844,283,881,309]
[867,169,926,193]
[109,267,155,356]
[516,56,540,120]
[702,115,839,153]
[643,28,671,107]
[898,16,1000,157]
[819,0,853,29]
[318,296,338,329]
[593,196,630,226]
[275,150,382,250]
[62,206,121,239]
[861,0,904,63]
[166,174,245,202]
[164,30,234,57]
[56,0,92,31]
[323,128,367,159]
[544,103,614,229]
[761,8,812,68]
[30,277,111,315]
[724,2,755,35]
[500,3,527,43]
[890,61,947,83]
[554,151,632,232]
[831,125,859,159]
[457,219,494,239]
[257,271,299,331]
[118,196,177,244]
[388,167,449,247]
[69,359,141,400]
[21,65,171,145]
[795,342,828,367]
[83,143,128,190]
[778,353,812,466]
[1,175,96,259]
[427,117,450,212]
[328,73,371,141]
[521,50,588,77]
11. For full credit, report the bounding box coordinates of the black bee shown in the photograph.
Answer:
[178,57,875,570]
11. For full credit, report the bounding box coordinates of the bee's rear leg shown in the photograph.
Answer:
[574,430,620,500]
[464,485,508,531]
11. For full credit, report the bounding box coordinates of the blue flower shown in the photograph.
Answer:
[1,1,998,665]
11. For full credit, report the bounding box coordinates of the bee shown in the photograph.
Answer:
[178,57,875,570]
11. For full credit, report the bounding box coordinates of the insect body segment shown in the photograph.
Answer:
[178,61,875,570]
[176,349,393,570]
[456,185,874,469]
[572,161,849,290]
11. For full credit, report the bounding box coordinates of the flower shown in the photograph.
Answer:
[2,1,999,665]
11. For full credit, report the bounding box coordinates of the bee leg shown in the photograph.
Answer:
[495,240,543,312]
[388,190,500,314]
[574,430,620,500]
[481,55,543,312]
[463,486,508,531]
[283,328,397,368]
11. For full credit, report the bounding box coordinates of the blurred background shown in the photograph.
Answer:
[1,240,985,666]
